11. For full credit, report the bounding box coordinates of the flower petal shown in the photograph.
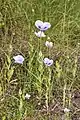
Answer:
[43,58,49,64]
[47,60,53,66]
[42,22,51,31]
[35,20,43,30]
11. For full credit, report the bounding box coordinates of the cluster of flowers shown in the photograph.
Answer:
[13,20,53,66]
[35,20,53,66]
[34,20,51,37]
[13,20,53,99]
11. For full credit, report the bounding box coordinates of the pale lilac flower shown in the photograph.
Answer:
[45,41,53,48]
[25,93,31,99]
[43,58,53,66]
[64,108,70,112]
[13,55,24,64]
[35,31,46,37]
[35,20,51,31]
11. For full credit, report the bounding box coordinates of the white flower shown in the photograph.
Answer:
[64,108,70,112]
[13,55,24,64]
[35,20,51,31]
[25,93,31,99]
[45,41,53,48]
[35,31,46,37]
